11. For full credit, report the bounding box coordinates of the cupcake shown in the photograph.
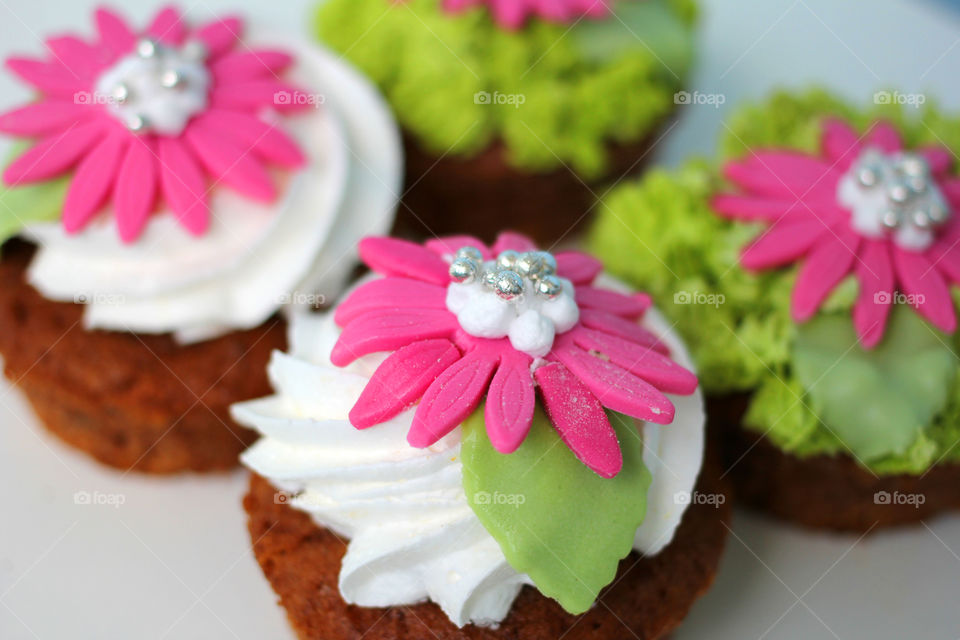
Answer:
[589,88,960,531]
[314,0,697,244]
[234,231,729,638]
[0,6,401,472]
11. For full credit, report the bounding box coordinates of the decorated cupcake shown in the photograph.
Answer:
[0,6,401,472]
[589,89,960,531]
[234,231,728,638]
[314,0,697,244]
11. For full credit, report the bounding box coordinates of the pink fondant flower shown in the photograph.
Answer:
[0,6,307,242]
[442,0,610,30]
[712,118,960,348]
[331,232,697,479]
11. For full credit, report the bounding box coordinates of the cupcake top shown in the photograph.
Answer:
[234,231,704,627]
[0,6,401,342]
[590,89,960,475]
[315,0,696,178]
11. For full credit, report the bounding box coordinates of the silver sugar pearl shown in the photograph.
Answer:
[907,175,929,195]
[111,82,130,104]
[482,268,499,289]
[929,201,949,224]
[160,69,184,89]
[493,270,524,300]
[856,165,880,187]
[515,252,545,278]
[182,40,207,62]
[496,250,520,270]
[455,246,484,263]
[125,113,149,133]
[535,275,563,300]
[881,209,901,230]
[536,251,558,275]
[136,38,159,59]
[912,210,931,229]
[899,154,929,178]
[449,258,479,284]
[887,180,912,205]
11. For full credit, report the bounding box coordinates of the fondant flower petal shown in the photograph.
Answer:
[711,194,836,222]
[577,309,669,355]
[3,120,104,185]
[725,152,841,199]
[853,240,894,348]
[408,349,500,448]
[333,277,448,326]
[147,6,186,45]
[534,362,622,479]
[488,0,528,29]
[157,137,210,236]
[113,137,158,243]
[927,237,960,284]
[821,117,860,165]
[0,100,93,136]
[210,50,294,80]
[195,16,243,59]
[892,247,957,333]
[95,7,137,56]
[574,286,649,319]
[184,120,276,201]
[555,250,602,284]
[5,58,87,97]
[484,350,535,454]
[740,219,830,270]
[425,235,490,260]
[358,237,451,285]
[865,121,903,153]
[569,329,698,394]
[210,81,304,111]
[331,309,458,367]
[551,344,675,424]
[791,229,860,321]
[62,131,127,233]
[917,146,954,175]
[349,339,461,429]
[492,231,537,254]
[194,111,305,168]
[45,36,103,80]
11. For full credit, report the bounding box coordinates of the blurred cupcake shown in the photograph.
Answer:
[0,5,401,472]
[315,0,697,244]
[589,89,960,531]
[234,231,728,639]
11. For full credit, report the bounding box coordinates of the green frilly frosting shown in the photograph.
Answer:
[314,0,696,178]
[588,88,960,474]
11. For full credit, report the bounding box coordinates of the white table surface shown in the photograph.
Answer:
[1,1,960,638]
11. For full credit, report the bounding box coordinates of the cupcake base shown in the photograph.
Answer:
[393,123,671,246]
[243,462,730,640]
[712,394,960,532]
[0,239,286,473]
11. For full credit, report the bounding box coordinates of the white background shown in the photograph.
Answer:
[1,0,960,638]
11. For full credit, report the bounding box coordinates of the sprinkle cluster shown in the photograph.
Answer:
[449,246,563,301]
[854,149,950,231]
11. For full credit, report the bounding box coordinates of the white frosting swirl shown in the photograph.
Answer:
[234,276,705,627]
[22,31,402,343]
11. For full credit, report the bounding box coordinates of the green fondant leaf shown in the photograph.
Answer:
[792,308,958,461]
[460,406,650,614]
[0,143,67,242]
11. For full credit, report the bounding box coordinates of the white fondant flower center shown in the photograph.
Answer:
[837,148,951,251]
[94,38,211,136]
[445,247,579,358]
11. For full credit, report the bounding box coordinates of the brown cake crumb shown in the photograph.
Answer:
[712,394,960,532]
[243,458,729,640]
[0,239,286,473]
